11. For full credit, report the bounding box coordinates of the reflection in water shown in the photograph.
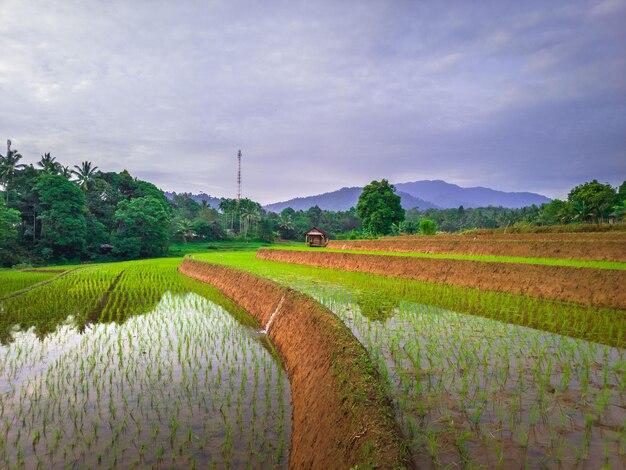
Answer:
[281,278,625,469]
[0,293,290,469]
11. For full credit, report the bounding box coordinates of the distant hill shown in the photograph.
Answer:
[164,191,221,209]
[263,186,438,213]
[264,180,550,212]
[394,180,551,209]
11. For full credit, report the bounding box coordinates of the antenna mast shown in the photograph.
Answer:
[237,149,242,203]
[7,139,11,155]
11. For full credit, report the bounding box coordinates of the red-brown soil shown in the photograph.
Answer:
[257,249,626,309]
[328,234,626,261]
[179,258,413,470]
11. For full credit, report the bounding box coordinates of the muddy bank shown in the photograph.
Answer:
[257,249,626,309]
[328,237,626,262]
[179,258,412,470]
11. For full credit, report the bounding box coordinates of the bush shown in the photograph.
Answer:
[419,219,438,235]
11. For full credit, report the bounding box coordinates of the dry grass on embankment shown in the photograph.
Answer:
[328,233,626,262]
[179,258,413,470]
[257,249,626,309]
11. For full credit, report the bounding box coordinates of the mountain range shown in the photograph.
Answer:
[263,180,551,213]
[166,180,551,213]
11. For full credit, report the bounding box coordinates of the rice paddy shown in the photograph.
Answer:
[0,271,62,299]
[193,251,626,468]
[0,261,291,468]
[1,243,624,468]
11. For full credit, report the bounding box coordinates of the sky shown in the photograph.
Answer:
[1,0,624,204]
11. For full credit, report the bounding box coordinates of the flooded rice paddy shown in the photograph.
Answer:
[0,293,290,469]
[259,270,625,469]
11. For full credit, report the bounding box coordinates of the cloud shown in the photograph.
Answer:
[0,0,623,204]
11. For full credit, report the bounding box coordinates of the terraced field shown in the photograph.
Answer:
[1,231,624,469]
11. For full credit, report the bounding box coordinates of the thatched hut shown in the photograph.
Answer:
[304,227,330,247]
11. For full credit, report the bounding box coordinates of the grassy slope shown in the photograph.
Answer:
[265,246,626,270]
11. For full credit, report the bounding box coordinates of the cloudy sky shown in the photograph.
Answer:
[1,0,624,203]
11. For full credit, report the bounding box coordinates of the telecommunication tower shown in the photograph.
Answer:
[237,150,242,203]
[7,139,11,155]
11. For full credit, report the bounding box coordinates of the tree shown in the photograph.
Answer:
[113,196,171,258]
[0,146,26,202]
[34,174,87,259]
[238,198,261,238]
[72,161,99,191]
[38,153,61,174]
[0,199,20,266]
[568,180,618,223]
[356,179,405,235]
[0,198,20,245]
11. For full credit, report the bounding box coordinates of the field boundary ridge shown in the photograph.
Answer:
[256,248,626,309]
[179,257,413,470]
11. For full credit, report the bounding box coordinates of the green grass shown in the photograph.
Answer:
[264,246,626,270]
[0,270,61,298]
[191,252,626,347]
[167,240,298,257]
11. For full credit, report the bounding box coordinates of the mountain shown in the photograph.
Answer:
[263,187,438,213]
[164,191,222,209]
[394,180,551,209]
[264,180,550,212]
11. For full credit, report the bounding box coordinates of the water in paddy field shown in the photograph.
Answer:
[285,279,626,469]
[0,293,291,469]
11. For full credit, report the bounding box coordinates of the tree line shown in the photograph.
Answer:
[1,143,624,266]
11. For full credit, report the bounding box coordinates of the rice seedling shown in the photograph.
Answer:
[193,251,625,468]
[0,259,291,468]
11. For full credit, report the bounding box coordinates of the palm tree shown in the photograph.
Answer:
[38,153,61,174]
[0,147,26,202]
[60,166,73,178]
[277,213,294,238]
[239,205,260,238]
[72,161,99,191]
[175,218,195,243]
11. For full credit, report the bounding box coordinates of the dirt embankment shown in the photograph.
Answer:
[257,249,626,309]
[328,237,626,262]
[179,258,412,470]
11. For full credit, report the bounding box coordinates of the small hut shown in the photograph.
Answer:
[304,227,330,247]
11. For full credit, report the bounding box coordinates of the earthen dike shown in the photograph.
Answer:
[179,258,413,470]
[256,248,626,309]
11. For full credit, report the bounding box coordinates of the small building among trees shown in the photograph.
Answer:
[304,227,330,247]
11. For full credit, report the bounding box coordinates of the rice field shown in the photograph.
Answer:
[0,261,291,468]
[1,246,624,468]
[0,271,62,299]
[193,251,626,468]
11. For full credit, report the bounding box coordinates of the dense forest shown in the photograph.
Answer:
[1,144,624,266]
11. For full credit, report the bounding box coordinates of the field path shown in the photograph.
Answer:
[257,248,626,309]
[179,258,413,470]
[0,268,77,303]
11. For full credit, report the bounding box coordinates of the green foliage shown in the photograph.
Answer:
[356,179,405,236]
[34,174,87,259]
[0,198,20,244]
[399,220,419,234]
[568,180,618,223]
[113,196,171,258]
[0,199,21,266]
[419,218,437,235]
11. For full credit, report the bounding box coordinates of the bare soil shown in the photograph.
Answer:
[257,249,626,309]
[329,234,626,261]
[179,258,413,470]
